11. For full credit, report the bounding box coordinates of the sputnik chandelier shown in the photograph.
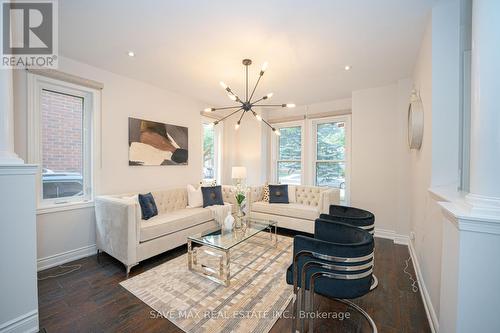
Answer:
[204,59,295,135]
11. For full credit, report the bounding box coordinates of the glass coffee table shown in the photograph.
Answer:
[187,218,278,286]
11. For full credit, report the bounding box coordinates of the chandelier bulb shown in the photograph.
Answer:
[261,61,268,74]
[273,128,281,136]
[285,103,296,108]
[235,121,240,130]
[263,92,273,100]
[255,114,262,121]
[204,107,215,112]
[228,94,237,101]
[219,81,228,89]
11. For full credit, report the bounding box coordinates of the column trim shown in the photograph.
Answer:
[439,201,500,235]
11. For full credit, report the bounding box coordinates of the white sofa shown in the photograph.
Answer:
[248,185,340,234]
[95,185,239,275]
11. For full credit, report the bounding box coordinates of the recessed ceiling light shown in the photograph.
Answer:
[127,51,135,57]
[344,65,351,71]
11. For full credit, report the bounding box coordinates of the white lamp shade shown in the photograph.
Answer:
[232,166,247,179]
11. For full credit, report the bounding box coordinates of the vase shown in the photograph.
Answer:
[234,204,244,229]
[223,211,234,232]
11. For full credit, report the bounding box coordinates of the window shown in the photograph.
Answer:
[41,90,85,199]
[270,115,350,202]
[313,116,350,201]
[28,74,99,210]
[202,118,222,182]
[275,124,303,184]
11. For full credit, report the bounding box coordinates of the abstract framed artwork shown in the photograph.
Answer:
[128,117,188,166]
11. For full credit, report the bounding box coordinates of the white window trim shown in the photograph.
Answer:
[309,115,351,204]
[201,117,223,184]
[269,115,351,204]
[270,120,305,184]
[27,73,101,213]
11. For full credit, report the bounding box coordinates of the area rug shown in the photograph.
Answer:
[120,234,294,333]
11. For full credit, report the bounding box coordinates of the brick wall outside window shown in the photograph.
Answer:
[41,89,83,174]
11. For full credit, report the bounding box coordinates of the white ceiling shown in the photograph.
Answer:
[59,0,434,107]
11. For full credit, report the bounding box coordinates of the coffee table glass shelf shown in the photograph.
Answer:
[187,218,278,286]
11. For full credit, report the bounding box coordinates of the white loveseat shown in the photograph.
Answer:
[95,186,238,275]
[248,185,340,234]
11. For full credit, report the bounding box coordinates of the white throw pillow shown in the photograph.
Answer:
[187,184,203,208]
[288,185,296,203]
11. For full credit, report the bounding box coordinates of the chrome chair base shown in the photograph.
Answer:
[371,275,379,290]
[291,294,378,333]
[336,298,378,333]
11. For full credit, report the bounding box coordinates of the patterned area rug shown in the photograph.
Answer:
[120,234,294,333]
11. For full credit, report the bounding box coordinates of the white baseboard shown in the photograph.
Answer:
[394,234,410,245]
[373,227,396,240]
[0,310,38,333]
[374,228,409,245]
[37,244,97,271]
[408,240,439,333]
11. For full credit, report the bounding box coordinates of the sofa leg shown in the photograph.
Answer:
[126,265,131,278]
[125,263,138,278]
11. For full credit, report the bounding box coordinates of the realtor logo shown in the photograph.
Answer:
[2,0,58,68]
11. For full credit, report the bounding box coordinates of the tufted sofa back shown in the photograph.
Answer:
[151,188,188,214]
[221,185,238,204]
[151,185,239,213]
[295,186,323,207]
[249,186,265,203]
[249,185,327,207]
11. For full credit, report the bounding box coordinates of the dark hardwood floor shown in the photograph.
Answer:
[37,233,431,333]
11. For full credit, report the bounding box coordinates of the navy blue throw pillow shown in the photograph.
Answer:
[269,185,289,204]
[138,192,158,220]
[201,185,224,208]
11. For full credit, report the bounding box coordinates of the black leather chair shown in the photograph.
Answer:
[286,218,377,332]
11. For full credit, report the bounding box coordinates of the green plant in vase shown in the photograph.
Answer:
[234,189,246,229]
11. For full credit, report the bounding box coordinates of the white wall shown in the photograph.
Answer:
[430,0,461,188]
[222,109,269,186]
[410,16,443,326]
[408,1,464,329]
[351,81,411,235]
[13,57,205,266]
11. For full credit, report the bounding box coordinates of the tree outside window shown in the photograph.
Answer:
[202,123,215,180]
[315,122,346,190]
[277,126,302,184]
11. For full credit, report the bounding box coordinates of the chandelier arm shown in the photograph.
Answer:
[249,74,263,102]
[261,117,275,130]
[251,97,265,104]
[250,108,273,129]
[245,65,249,102]
[223,85,243,103]
[217,108,244,123]
[253,104,285,107]
[231,92,243,103]
[237,110,246,123]
[211,105,243,111]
